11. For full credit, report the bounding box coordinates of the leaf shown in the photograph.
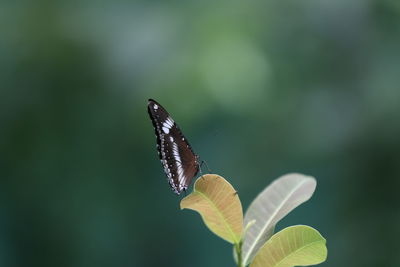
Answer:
[250,225,327,267]
[242,173,317,265]
[180,174,243,244]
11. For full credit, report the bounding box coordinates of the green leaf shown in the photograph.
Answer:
[242,173,317,265]
[180,174,243,244]
[250,225,327,267]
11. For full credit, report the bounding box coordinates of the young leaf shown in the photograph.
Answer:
[242,173,316,265]
[250,225,327,267]
[180,174,243,244]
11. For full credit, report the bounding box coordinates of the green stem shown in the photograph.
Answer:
[235,241,243,267]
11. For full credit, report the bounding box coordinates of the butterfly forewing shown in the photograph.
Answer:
[147,99,199,195]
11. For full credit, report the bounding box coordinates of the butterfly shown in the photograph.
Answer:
[147,99,200,195]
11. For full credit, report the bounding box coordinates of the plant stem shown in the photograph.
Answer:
[235,241,243,267]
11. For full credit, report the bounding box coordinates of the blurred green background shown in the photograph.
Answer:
[1,0,400,266]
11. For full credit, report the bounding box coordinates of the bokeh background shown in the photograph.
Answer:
[1,0,400,266]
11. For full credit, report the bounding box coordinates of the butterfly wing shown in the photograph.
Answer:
[147,99,199,194]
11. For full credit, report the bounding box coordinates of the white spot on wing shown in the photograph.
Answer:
[162,127,170,134]
[154,104,158,110]
[161,117,174,134]
[172,142,186,188]
[163,117,174,129]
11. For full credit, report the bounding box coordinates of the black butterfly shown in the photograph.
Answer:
[147,99,200,195]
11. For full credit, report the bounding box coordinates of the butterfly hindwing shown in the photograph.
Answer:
[147,99,199,195]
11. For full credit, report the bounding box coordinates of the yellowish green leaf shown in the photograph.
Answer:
[180,174,243,244]
[243,173,317,265]
[250,225,327,267]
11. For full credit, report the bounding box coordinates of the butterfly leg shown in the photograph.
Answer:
[200,160,212,174]
[198,163,205,180]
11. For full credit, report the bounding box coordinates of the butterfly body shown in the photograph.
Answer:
[147,99,200,195]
